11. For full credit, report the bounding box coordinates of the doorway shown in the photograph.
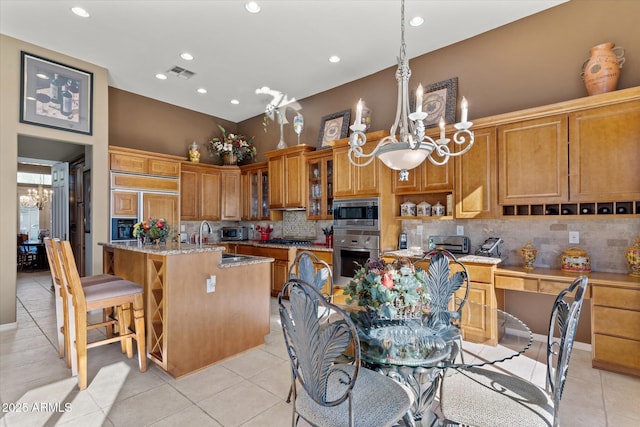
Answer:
[17,135,89,275]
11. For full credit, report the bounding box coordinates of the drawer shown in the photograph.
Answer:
[149,159,180,177]
[110,152,147,174]
[495,275,537,291]
[592,306,640,340]
[303,249,333,266]
[539,279,588,298]
[593,333,640,372]
[592,286,640,310]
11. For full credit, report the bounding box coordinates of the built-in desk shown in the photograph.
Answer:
[495,266,640,377]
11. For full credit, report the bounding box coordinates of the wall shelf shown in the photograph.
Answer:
[501,201,639,217]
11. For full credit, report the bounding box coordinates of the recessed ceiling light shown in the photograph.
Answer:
[180,52,194,61]
[328,55,341,63]
[230,99,240,105]
[409,16,424,27]
[71,7,90,18]
[155,73,167,80]
[197,88,207,94]
[245,2,261,13]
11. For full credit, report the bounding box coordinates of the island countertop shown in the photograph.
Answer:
[99,241,274,267]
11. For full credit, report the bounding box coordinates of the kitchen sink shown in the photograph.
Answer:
[221,253,249,262]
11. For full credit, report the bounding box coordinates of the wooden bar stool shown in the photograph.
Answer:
[43,238,122,368]
[54,239,147,390]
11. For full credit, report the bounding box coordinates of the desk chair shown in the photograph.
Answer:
[43,238,122,367]
[54,239,147,390]
[279,278,415,427]
[17,234,37,270]
[439,276,588,427]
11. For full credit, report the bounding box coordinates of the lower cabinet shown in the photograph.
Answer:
[235,244,297,297]
[591,284,640,376]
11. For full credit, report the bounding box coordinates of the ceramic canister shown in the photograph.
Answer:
[561,247,591,272]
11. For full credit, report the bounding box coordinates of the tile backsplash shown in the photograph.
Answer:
[401,217,639,274]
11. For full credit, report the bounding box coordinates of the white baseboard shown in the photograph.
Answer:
[0,322,18,332]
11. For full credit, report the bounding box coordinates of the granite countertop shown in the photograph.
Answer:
[384,249,502,265]
[100,241,275,267]
[224,240,333,252]
[101,241,225,255]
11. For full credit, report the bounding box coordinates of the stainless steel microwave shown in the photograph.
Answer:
[333,198,379,230]
[220,226,248,241]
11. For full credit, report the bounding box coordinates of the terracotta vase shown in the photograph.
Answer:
[626,237,640,277]
[581,42,625,96]
[222,153,237,165]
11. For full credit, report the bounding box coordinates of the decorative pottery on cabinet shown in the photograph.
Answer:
[561,247,591,272]
[626,238,640,277]
[581,42,625,96]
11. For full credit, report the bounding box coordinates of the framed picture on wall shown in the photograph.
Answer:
[20,51,93,135]
[420,77,458,128]
[317,109,351,149]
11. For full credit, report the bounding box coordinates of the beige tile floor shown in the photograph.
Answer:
[1,271,639,426]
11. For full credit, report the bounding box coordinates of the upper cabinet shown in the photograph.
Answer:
[109,146,182,177]
[265,145,314,209]
[495,87,640,217]
[569,99,640,202]
[455,126,498,219]
[180,163,240,221]
[332,131,390,198]
[497,114,568,205]
[241,162,270,221]
[306,149,334,220]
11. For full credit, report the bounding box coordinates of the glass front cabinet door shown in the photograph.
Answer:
[242,162,270,220]
[307,150,333,220]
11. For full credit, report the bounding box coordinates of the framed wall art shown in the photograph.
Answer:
[420,77,458,128]
[317,109,351,149]
[20,51,93,135]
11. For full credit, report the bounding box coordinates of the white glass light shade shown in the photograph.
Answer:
[376,142,432,171]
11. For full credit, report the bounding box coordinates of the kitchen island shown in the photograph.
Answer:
[101,242,274,378]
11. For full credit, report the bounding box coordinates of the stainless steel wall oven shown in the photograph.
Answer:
[333,198,381,286]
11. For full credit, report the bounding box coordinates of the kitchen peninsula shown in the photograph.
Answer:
[101,242,273,378]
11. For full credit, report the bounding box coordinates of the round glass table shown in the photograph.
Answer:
[341,301,533,423]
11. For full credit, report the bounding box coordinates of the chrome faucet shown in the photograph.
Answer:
[198,220,212,248]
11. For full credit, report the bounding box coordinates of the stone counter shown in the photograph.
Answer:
[384,249,502,265]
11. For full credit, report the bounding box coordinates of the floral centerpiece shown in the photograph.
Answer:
[133,217,170,244]
[206,125,256,164]
[343,257,429,320]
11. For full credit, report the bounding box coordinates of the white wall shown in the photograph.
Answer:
[0,34,110,326]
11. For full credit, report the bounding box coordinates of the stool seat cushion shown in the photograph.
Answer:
[80,274,122,287]
[83,280,143,302]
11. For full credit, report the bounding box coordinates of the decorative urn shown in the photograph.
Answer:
[626,237,640,277]
[520,241,538,270]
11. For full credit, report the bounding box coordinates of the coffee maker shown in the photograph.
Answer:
[398,232,408,250]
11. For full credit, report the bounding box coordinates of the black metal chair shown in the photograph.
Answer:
[439,275,588,427]
[279,278,415,427]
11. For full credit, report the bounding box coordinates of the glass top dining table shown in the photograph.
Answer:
[338,301,534,424]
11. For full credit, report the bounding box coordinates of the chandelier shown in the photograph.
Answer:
[348,0,474,181]
[20,185,52,210]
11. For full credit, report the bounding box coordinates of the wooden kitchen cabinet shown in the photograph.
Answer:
[111,190,139,217]
[235,244,297,297]
[220,168,241,221]
[181,163,240,221]
[266,145,314,209]
[569,99,640,202]
[241,162,270,220]
[143,192,179,230]
[306,149,334,220]
[498,114,568,205]
[591,284,640,376]
[455,126,498,219]
[109,146,182,177]
[332,131,389,198]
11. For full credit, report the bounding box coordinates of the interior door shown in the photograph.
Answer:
[51,162,69,240]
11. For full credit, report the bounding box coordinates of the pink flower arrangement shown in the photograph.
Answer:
[206,125,256,162]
